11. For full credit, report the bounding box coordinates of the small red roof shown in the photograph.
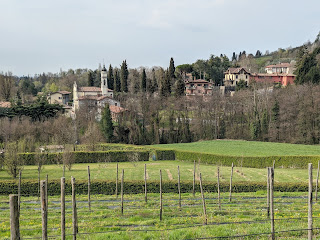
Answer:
[79,87,102,92]
[186,79,211,84]
[0,102,11,108]
[109,105,125,113]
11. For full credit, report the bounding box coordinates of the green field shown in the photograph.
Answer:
[0,161,317,185]
[0,192,319,239]
[152,140,320,157]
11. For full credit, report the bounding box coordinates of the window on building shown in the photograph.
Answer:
[236,75,238,79]
[197,84,201,86]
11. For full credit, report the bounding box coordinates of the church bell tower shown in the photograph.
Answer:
[101,64,108,95]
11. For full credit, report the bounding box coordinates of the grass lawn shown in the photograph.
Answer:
[0,161,317,184]
[151,140,320,157]
[0,192,319,239]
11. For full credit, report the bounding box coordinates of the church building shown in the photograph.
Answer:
[72,65,124,121]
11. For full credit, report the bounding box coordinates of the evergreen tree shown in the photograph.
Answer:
[100,104,114,142]
[120,60,128,92]
[255,50,262,57]
[87,70,94,86]
[232,52,237,61]
[107,65,114,90]
[169,57,176,79]
[94,69,101,87]
[295,47,320,84]
[114,69,121,93]
[151,68,158,93]
[140,68,147,92]
[174,77,185,97]
[160,69,171,97]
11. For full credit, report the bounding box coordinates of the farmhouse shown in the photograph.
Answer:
[185,79,214,96]
[265,63,293,74]
[224,68,250,87]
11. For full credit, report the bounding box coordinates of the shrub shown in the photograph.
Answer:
[175,150,320,169]
[18,150,150,165]
[153,149,175,160]
[0,179,311,196]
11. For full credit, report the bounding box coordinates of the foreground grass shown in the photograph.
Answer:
[0,160,318,184]
[151,140,320,157]
[0,192,319,239]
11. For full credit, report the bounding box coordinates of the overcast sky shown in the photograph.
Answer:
[0,0,319,76]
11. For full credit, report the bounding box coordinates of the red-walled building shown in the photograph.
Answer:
[250,73,295,86]
[185,79,214,96]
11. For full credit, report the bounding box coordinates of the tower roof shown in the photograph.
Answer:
[102,64,107,71]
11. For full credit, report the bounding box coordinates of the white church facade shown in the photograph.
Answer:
[72,65,123,121]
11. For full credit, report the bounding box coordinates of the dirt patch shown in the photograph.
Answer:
[149,163,160,166]
[166,169,173,180]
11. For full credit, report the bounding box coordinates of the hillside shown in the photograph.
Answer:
[152,140,320,157]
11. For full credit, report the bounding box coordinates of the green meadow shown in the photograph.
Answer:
[151,140,320,157]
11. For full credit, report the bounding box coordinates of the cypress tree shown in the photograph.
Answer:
[160,69,171,97]
[87,70,94,86]
[151,68,158,93]
[100,104,114,142]
[141,68,147,92]
[107,64,114,90]
[114,69,121,93]
[120,60,128,92]
[174,77,185,97]
[169,57,176,79]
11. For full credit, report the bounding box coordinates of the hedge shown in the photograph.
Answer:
[76,143,145,152]
[0,179,312,196]
[153,149,175,160]
[18,150,149,165]
[174,150,320,169]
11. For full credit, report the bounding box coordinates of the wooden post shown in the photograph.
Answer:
[18,171,21,212]
[199,173,207,225]
[144,164,147,203]
[41,180,48,240]
[267,167,270,218]
[217,167,221,210]
[229,163,233,202]
[46,174,48,210]
[121,169,124,215]
[308,163,313,240]
[10,194,20,240]
[61,177,65,240]
[116,163,118,198]
[71,176,77,240]
[193,160,196,197]
[178,166,181,209]
[270,167,275,240]
[160,170,163,221]
[273,160,275,170]
[88,166,91,211]
[38,164,40,200]
[316,161,319,201]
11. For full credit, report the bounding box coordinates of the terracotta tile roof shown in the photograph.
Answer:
[97,95,113,101]
[251,73,296,77]
[265,63,291,68]
[0,101,11,108]
[79,87,102,92]
[186,79,211,84]
[109,105,125,113]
